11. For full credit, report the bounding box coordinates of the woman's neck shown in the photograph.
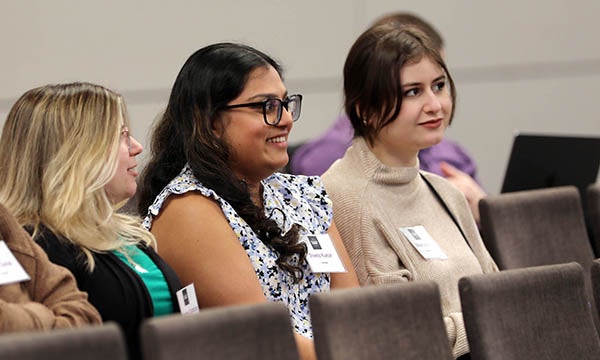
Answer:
[232,167,265,208]
[246,181,263,208]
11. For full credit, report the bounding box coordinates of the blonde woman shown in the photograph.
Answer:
[0,82,182,360]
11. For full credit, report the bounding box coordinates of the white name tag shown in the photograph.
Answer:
[0,240,31,285]
[301,234,347,273]
[176,283,200,315]
[399,226,448,260]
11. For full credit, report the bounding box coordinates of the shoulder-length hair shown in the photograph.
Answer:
[0,82,155,270]
[138,43,306,281]
[344,24,457,145]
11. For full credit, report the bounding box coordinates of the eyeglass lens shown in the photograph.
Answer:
[264,95,302,125]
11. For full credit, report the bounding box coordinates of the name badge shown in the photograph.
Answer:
[0,240,31,285]
[176,283,200,315]
[301,234,347,273]
[399,226,447,260]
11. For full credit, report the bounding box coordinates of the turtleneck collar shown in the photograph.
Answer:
[349,137,420,186]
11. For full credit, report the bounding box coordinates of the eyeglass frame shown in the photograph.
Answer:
[219,94,303,126]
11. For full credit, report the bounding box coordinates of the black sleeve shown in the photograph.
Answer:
[34,228,150,360]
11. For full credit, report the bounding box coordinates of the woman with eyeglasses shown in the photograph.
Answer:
[0,82,182,360]
[138,43,359,360]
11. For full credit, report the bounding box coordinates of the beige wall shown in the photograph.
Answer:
[1,0,599,193]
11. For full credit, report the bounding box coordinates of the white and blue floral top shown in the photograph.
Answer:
[142,164,332,338]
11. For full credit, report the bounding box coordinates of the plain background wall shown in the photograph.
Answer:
[1,0,599,194]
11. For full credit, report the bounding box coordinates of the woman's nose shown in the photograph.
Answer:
[423,92,442,113]
[130,136,143,156]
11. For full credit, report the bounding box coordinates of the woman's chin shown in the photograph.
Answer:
[420,135,444,150]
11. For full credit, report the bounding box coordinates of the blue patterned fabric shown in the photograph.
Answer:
[143,164,333,338]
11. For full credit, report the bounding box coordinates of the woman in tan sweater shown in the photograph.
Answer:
[322,24,497,359]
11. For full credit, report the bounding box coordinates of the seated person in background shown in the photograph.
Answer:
[322,24,498,359]
[0,202,100,332]
[137,43,359,360]
[291,12,486,223]
[0,83,182,359]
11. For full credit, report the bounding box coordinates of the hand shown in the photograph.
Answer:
[440,162,486,224]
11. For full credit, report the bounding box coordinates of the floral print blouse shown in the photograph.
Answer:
[143,164,332,338]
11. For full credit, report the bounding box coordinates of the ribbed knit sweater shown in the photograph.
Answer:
[322,138,497,358]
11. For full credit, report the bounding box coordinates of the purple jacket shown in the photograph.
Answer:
[290,115,480,184]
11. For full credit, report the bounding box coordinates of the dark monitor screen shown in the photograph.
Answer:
[501,133,600,196]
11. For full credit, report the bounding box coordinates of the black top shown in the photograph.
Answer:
[34,226,182,360]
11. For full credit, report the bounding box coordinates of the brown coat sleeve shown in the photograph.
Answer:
[0,204,101,333]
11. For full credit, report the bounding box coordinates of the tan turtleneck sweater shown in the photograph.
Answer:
[322,138,497,359]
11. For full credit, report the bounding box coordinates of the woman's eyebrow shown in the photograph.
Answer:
[401,81,422,88]
[401,74,446,88]
[246,91,289,101]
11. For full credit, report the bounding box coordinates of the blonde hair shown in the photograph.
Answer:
[0,82,155,270]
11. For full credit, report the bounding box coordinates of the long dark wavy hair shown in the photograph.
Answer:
[138,43,306,280]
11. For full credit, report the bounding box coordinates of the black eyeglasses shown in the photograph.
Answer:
[221,94,302,126]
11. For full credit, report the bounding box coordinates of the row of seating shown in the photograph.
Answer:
[312,261,600,360]
[478,184,600,329]
[1,261,599,359]
[1,184,598,359]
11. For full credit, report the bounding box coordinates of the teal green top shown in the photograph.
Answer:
[113,245,174,316]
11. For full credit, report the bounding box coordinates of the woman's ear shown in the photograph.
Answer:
[211,115,225,138]
[354,104,367,125]
[356,104,369,127]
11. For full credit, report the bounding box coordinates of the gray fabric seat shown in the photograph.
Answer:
[479,186,599,329]
[140,302,299,360]
[0,322,127,360]
[479,186,594,270]
[310,282,452,360]
[591,259,600,328]
[459,262,600,360]
[588,183,600,256]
